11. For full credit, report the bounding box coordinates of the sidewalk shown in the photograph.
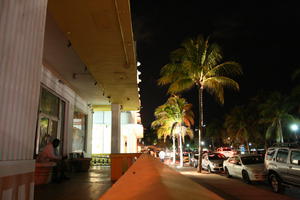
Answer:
[35,166,112,200]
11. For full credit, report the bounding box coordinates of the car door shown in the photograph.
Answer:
[275,148,289,181]
[232,157,243,178]
[286,150,300,185]
[225,157,236,175]
[202,154,208,169]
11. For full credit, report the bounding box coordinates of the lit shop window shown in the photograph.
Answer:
[72,110,87,152]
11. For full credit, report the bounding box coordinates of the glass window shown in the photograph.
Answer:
[72,110,87,152]
[39,117,50,151]
[35,87,65,155]
[291,151,300,165]
[276,149,289,163]
[40,88,59,117]
[266,148,276,161]
[208,153,226,160]
[229,157,237,164]
[241,156,264,165]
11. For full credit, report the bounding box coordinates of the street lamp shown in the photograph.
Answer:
[290,124,299,141]
[290,124,298,132]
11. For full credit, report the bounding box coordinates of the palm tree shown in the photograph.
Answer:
[151,96,194,166]
[206,118,225,150]
[158,35,242,172]
[224,106,252,152]
[259,92,294,144]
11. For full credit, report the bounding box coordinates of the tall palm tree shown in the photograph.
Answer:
[158,35,242,172]
[151,96,194,166]
[224,106,252,152]
[259,92,294,144]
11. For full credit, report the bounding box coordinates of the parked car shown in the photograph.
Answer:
[265,143,300,193]
[189,153,199,168]
[183,152,190,163]
[202,153,226,173]
[215,147,237,158]
[223,154,266,183]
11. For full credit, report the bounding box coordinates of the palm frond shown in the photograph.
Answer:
[168,78,194,94]
[205,77,240,91]
[204,43,222,68]
[203,79,225,104]
[205,62,242,78]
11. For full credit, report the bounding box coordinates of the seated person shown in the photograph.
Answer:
[38,138,69,182]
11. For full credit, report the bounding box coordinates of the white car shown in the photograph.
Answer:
[223,154,266,183]
[215,147,237,158]
[202,153,226,173]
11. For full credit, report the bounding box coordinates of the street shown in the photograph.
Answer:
[172,166,300,200]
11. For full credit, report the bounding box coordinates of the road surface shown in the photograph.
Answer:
[173,166,300,200]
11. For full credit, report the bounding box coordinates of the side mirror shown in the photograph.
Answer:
[236,162,241,166]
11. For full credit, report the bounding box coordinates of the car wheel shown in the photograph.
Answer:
[207,165,211,173]
[242,170,251,184]
[225,167,231,178]
[269,173,282,193]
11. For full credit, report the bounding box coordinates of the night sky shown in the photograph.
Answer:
[130,1,300,129]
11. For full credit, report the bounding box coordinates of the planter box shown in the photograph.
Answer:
[35,162,56,185]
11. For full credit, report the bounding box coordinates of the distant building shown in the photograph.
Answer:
[93,111,143,154]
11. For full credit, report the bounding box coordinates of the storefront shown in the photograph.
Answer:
[35,87,66,156]
[38,66,93,158]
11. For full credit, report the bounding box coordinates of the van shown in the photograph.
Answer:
[265,143,300,192]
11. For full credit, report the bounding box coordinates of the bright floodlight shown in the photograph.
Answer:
[201,141,205,145]
[291,124,298,132]
[137,61,141,66]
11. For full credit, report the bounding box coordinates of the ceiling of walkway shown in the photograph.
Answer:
[48,0,140,111]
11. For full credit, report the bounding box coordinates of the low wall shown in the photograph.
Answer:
[100,154,224,200]
[0,160,35,200]
[110,153,141,181]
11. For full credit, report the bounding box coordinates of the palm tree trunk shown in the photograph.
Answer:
[172,134,176,164]
[197,86,204,173]
[179,127,183,167]
[278,120,284,143]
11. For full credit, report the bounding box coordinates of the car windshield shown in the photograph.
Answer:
[241,156,264,165]
[208,154,226,160]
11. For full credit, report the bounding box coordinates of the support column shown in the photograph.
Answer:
[0,0,48,199]
[111,104,121,153]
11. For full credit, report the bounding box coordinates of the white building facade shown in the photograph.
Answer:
[93,111,143,154]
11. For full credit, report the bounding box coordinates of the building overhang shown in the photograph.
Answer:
[48,0,140,111]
